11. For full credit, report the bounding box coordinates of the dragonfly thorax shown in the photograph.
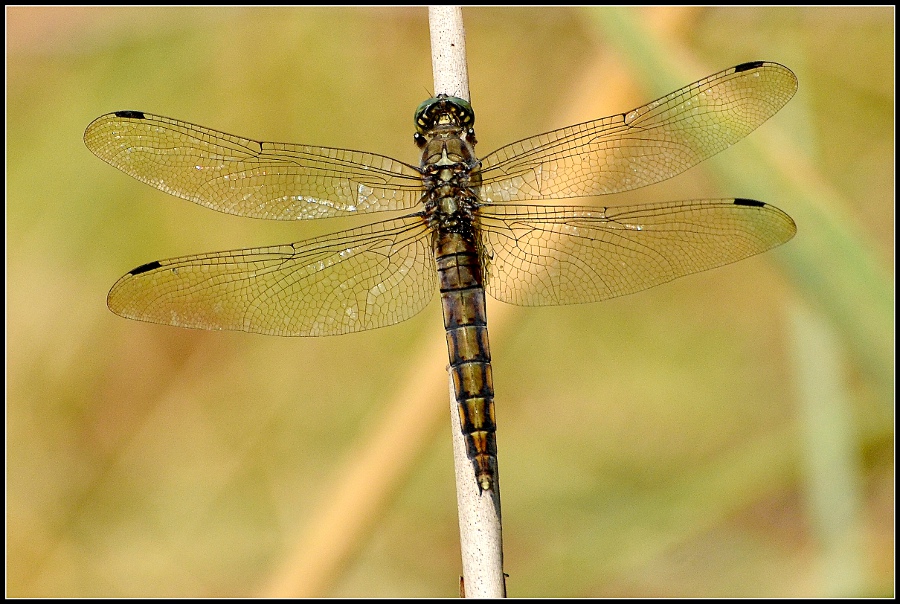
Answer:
[418,121,481,223]
[420,130,481,224]
[419,128,478,168]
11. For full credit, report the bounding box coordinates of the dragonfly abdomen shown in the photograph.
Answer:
[434,228,497,492]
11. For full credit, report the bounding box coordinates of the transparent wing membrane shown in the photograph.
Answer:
[107,215,436,336]
[90,62,797,335]
[477,199,796,306]
[84,111,424,220]
[477,62,797,202]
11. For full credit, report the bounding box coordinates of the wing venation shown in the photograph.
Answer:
[108,215,436,336]
[84,112,424,220]
[477,200,796,306]
[477,62,797,202]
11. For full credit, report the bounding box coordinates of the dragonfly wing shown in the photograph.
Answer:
[108,215,436,336]
[477,62,797,202]
[84,111,424,220]
[477,200,796,306]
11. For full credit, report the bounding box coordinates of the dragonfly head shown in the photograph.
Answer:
[414,94,475,148]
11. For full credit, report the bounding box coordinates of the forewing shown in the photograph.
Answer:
[477,62,797,202]
[107,215,436,336]
[477,200,796,306]
[84,111,423,220]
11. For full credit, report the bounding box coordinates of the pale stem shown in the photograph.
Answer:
[428,5,506,598]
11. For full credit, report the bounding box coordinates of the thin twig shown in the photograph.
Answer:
[428,6,506,598]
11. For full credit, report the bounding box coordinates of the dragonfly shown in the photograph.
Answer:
[85,61,797,493]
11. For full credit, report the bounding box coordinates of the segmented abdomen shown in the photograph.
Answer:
[434,227,497,492]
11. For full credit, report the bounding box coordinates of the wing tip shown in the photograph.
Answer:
[733,198,798,241]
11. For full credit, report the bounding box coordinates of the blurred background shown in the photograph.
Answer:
[7,6,893,597]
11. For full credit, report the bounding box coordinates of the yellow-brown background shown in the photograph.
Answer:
[7,6,893,597]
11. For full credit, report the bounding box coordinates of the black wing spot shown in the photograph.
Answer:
[129,260,162,276]
[734,198,765,208]
[734,61,765,73]
[114,110,147,119]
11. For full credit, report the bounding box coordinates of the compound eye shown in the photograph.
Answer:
[413,95,475,135]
